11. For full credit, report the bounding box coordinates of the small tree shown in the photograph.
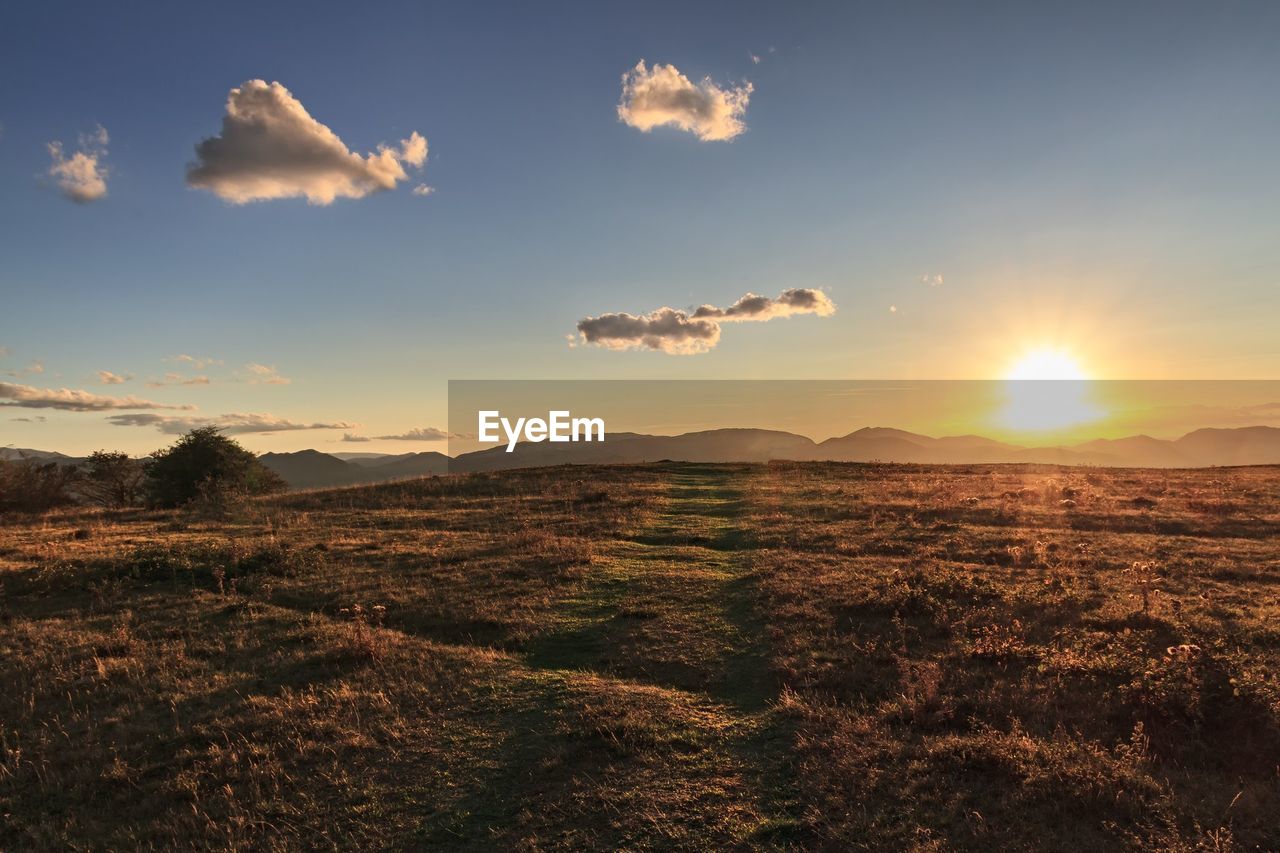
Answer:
[0,458,80,513]
[82,450,146,508]
[144,427,286,508]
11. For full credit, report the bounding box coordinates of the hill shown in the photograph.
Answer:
[257,449,449,489]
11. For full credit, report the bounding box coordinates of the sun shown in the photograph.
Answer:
[1005,348,1089,381]
[998,347,1104,434]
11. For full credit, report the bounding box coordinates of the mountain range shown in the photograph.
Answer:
[5,426,1278,490]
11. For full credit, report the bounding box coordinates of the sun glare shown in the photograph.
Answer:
[1005,348,1088,381]
[998,347,1104,434]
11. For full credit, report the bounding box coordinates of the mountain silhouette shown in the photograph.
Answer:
[7,426,1278,490]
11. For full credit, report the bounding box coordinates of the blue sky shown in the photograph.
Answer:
[2,0,1279,454]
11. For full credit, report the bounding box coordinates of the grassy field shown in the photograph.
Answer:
[2,462,1278,850]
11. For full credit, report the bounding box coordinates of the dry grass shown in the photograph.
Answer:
[1,461,1277,849]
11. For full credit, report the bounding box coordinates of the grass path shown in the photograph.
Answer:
[499,463,803,846]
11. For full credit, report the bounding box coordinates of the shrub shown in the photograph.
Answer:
[144,427,286,508]
[82,450,146,507]
[0,457,79,513]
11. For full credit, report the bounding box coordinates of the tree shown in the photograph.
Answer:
[82,450,146,508]
[0,458,79,513]
[144,427,286,508]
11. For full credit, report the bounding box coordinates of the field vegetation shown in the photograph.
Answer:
[1,461,1277,849]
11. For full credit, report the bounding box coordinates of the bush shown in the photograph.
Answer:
[82,450,146,508]
[0,457,79,513]
[144,427,286,508]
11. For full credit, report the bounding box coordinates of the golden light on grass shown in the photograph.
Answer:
[998,347,1105,434]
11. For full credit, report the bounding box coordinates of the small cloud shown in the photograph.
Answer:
[618,60,753,142]
[575,288,834,355]
[0,381,193,412]
[412,184,434,196]
[187,80,428,205]
[10,415,48,423]
[241,363,290,385]
[168,354,222,370]
[750,54,762,65]
[691,288,835,322]
[47,125,109,203]
[577,307,721,355]
[889,305,898,314]
[919,273,944,287]
[107,411,356,435]
[4,360,44,378]
[147,372,211,388]
[341,427,458,442]
[97,370,131,385]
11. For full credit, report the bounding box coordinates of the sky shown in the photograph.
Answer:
[2,0,1279,455]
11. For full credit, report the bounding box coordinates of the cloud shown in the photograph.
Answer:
[691,288,835,322]
[4,360,44,378]
[147,372,211,388]
[577,307,722,355]
[0,381,193,412]
[342,427,456,442]
[242,363,290,385]
[412,184,434,196]
[107,411,356,435]
[617,61,753,142]
[97,370,131,384]
[919,273,944,287]
[186,80,428,205]
[168,354,223,370]
[575,288,835,355]
[47,125,109,203]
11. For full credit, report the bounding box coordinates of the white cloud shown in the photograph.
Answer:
[47,125,109,203]
[97,370,131,385]
[107,411,356,435]
[920,273,944,287]
[575,288,835,355]
[0,381,193,412]
[186,80,428,205]
[412,184,434,196]
[617,61,752,142]
[242,363,290,385]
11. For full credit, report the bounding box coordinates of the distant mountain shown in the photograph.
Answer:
[257,449,449,490]
[259,450,367,489]
[332,452,396,462]
[1174,426,1280,466]
[449,425,1280,472]
[359,451,450,478]
[449,429,816,473]
[0,448,80,463]
[10,426,1280,489]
